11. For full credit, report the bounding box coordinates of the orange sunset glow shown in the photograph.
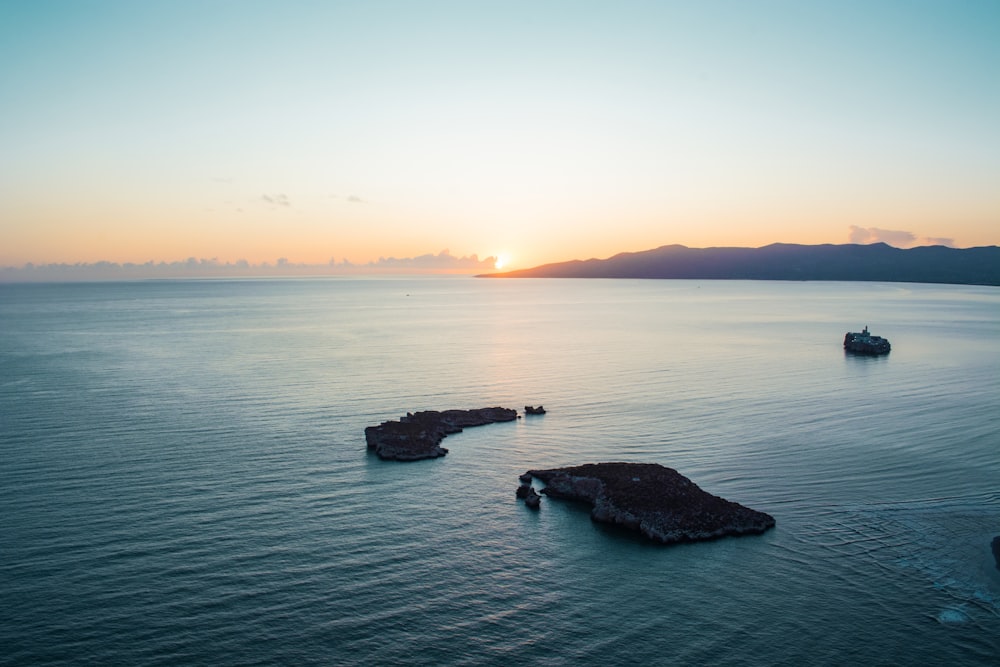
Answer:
[1,2,998,278]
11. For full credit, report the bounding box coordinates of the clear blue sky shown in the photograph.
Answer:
[2,0,998,271]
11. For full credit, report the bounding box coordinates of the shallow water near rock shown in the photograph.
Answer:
[2,277,998,665]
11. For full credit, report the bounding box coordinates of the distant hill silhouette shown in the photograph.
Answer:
[478,243,1000,286]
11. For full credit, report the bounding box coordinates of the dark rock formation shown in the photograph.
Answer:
[844,326,891,355]
[525,405,546,415]
[516,484,541,509]
[365,407,518,461]
[525,462,775,544]
[992,536,1000,571]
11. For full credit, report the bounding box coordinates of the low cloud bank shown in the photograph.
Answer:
[848,226,954,248]
[1,250,498,282]
[365,250,494,270]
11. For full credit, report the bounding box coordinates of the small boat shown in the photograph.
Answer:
[524,405,546,415]
[844,326,891,355]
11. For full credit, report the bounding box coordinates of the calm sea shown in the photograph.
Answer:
[2,278,998,666]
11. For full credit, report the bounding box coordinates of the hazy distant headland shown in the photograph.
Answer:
[479,243,1000,286]
[0,250,496,282]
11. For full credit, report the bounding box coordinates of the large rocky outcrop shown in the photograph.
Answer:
[525,462,775,544]
[365,407,518,461]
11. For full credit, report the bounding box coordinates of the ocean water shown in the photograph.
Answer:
[1,277,998,666]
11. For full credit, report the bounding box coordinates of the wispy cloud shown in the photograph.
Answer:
[848,226,916,247]
[848,226,956,248]
[261,193,290,207]
[330,193,368,204]
[921,236,955,247]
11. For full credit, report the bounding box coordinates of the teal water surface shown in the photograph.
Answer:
[2,278,998,665]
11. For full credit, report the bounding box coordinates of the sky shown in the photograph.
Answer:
[1,0,998,274]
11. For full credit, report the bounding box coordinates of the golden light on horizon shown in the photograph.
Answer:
[1,3,998,273]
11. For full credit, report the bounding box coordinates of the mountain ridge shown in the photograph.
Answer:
[478,243,1000,286]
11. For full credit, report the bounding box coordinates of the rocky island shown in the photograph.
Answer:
[365,407,518,461]
[522,462,775,544]
[844,326,891,355]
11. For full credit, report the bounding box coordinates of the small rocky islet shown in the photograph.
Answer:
[843,326,891,355]
[365,407,518,461]
[519,462,775,544]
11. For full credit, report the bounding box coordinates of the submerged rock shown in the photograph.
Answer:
[525,462,774,544]
[365,407,518,461]
[992,536,1000,571]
